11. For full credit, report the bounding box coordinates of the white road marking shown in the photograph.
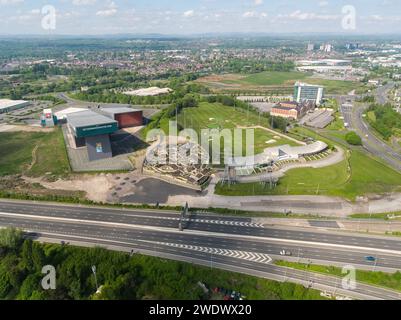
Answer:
[145,241,272,264]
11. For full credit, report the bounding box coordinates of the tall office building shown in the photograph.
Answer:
[294,82,325,106]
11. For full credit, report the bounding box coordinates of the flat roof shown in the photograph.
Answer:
[67,110,117,129]
[272,105,297,111]
[100,107,142,115]
[0,99,29,111]
[55,107,87,120]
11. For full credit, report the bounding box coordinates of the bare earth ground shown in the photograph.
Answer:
[0,124,54,133]
[24,174,115,203]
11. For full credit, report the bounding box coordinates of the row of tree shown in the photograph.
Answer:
[368,103,401,140]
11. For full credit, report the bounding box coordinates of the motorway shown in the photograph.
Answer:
[1,200,401,300]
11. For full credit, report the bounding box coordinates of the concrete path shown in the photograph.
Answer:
[236,146,345,183]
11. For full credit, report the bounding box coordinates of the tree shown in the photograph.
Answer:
[0,266,11,298]
[182,94,199,108]
[345,132,362,146]
[0,227,23,249]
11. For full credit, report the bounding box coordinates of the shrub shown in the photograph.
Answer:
[345,132,362,146]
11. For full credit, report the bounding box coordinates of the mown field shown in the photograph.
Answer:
[0,128,70,177]
[176,102,301,155]
[196,71,365,95]
[215,149,401,200]
[222,71,310,86]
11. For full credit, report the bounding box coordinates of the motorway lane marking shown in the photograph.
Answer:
[0,209,264,229]
[1,211,401,256]
[30,233,390,300]
[143,241,272,264]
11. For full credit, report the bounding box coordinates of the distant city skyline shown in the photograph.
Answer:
[0,0,400,35]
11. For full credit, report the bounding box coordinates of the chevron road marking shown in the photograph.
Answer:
[0,209,264,228]
[145,241,272,264]
[2,211,401,256]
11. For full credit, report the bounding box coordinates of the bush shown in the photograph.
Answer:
[345,132,362,146]
[0,227,23,249]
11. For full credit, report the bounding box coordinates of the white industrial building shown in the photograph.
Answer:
[0,99,30,114]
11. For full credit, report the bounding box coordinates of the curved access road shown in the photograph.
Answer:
[351,83,401,172]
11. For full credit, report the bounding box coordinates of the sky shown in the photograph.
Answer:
[0,0,400,35]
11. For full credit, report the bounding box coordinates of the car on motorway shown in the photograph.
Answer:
[280,250,292,256]
[365,256,376,262]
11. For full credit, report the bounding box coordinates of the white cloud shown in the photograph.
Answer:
[0,0,23,5]
[96,8,117,16]
[281,10,339,21]
[183,10,194,18]
[243,11,257,18]
[318,1,329,7]
[72,0,96,6]
[254,0,263,5]
[243,11,267,18]
[96,1,117,17]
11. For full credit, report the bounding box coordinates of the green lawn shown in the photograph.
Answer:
[225,71,310,86]
[0,128,70,177]
[350,212,401,220]
[177,102,301,154]
[275,260,401,292]
[215,149,401,200]
[199,71,365,95]
[304,78,364,95]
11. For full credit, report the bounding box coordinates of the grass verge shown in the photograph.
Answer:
[275,260,401,293]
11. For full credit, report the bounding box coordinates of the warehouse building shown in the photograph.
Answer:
[271,101,315,120]
[0,99,30,114]
[66,110,119,162]
[99,107,143,128]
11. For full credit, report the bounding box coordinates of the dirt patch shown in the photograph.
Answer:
[1,175,83,199]
[24,174,115,202]
[0,124,54,133]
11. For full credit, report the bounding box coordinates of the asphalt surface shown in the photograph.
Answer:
[1,201,400,253]
[33,233,401,300]
[351,84,401,172]
[1,200,401,299]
